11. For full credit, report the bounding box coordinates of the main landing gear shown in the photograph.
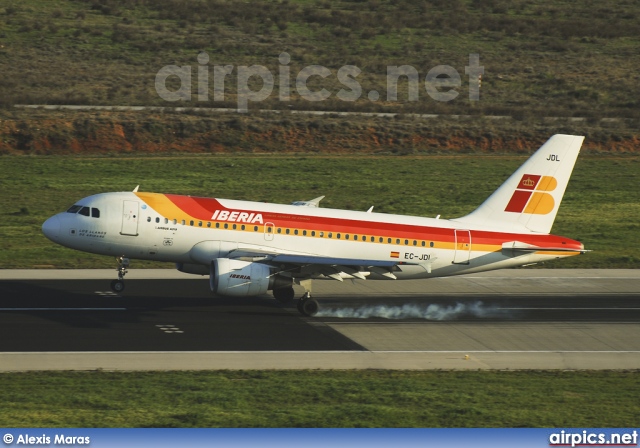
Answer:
[297,292,319,317]
[110,256,130,293]
[272,283,320,317]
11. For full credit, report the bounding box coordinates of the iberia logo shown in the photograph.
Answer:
[504,174,557,214]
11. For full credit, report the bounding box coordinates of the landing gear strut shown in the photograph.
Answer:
[110,256,130,293]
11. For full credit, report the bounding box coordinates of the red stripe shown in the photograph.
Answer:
[159,194,583,251]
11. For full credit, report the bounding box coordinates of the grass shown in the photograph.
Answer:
[2,0,640,118]
[0,153,637,269]
[0,370,638,427]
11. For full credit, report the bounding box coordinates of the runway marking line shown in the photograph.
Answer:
[95,291,120,297]
[155,324,184,334]
[442,277,640,279]
[0,308,127,311]
[2,350,640,354]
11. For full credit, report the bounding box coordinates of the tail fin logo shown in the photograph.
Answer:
[505,174,557,214]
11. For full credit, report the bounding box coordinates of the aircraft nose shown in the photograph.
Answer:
[42,215,61,241]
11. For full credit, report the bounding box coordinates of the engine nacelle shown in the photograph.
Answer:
[175,263,209,275]
[210,258,291,297]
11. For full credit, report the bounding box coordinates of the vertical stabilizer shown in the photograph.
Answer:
[453,134,584,233]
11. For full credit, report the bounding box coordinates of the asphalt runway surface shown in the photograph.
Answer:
[1,269,639,370]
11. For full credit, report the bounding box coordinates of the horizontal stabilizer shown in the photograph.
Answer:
[501,241,587,255]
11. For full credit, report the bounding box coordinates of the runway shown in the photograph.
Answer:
[0,269,639,371]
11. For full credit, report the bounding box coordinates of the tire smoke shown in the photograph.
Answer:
[316,301,504,320]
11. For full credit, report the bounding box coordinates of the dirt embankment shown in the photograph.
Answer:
[1,110,638,155]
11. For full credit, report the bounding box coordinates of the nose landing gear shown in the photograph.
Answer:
[110,256,130,293]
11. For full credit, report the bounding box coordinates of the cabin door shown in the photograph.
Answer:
[453,229,471,264]
[120,200,139,236]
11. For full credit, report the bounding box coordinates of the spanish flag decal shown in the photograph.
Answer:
[390,251,400,258]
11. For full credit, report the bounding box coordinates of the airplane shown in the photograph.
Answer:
[42,134,587,316]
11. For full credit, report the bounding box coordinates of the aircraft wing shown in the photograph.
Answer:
[291,196,325,207]
[228,248,402,280]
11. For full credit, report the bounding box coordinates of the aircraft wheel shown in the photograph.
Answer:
[298,294,319,317]
[110,279,125,293]
[273,286,295,304]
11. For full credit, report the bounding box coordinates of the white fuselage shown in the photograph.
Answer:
[42,191,583,281]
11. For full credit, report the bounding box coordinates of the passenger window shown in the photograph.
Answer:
[91,208,100,218]
[78,207,90,216]
[165,218,169,224]
[156,217,160,223]
[147,217,151,222]
[198,221,202,227]
[67,205,82,213]
[208,222,212,228]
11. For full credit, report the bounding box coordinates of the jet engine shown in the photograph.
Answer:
[175,263,209,275]
[210,258,291,297]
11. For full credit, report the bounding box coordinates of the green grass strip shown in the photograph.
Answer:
[0,370,638,427]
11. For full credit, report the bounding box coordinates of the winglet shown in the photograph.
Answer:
[132,185,139,192]
[291,196,325,207]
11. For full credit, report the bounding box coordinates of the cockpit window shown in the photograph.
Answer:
[66,204,99,217]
